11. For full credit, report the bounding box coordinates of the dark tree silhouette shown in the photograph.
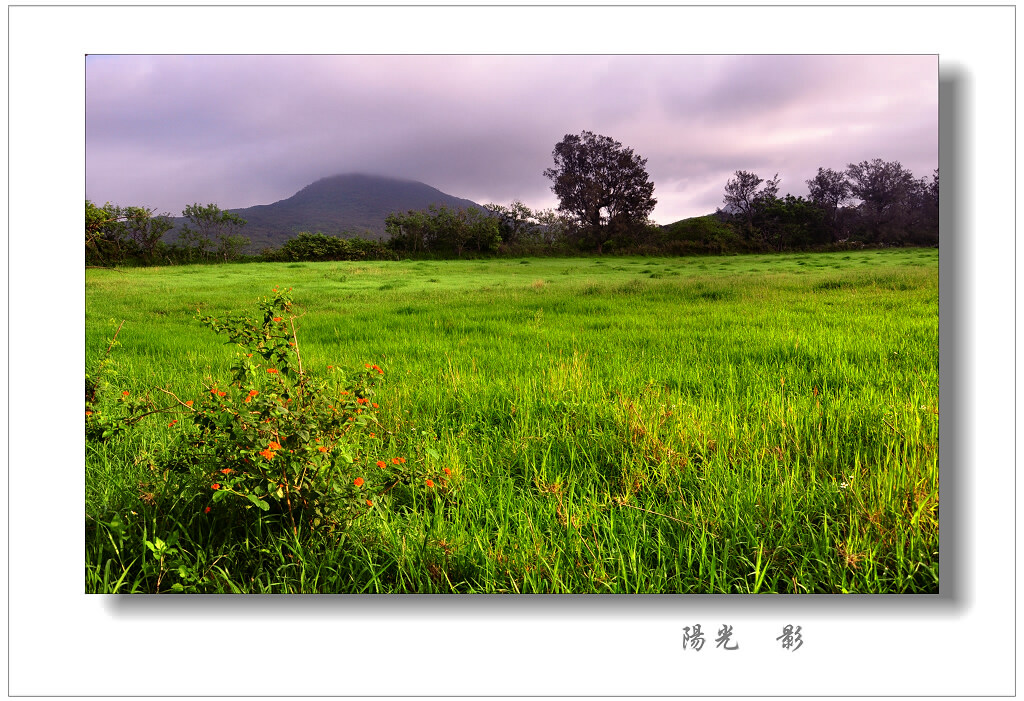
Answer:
[543,131,656,253]
[805,167,851,242]
[723,170,779,241]
[845,159,921,242]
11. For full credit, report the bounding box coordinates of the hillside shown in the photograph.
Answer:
[172,174,484,251]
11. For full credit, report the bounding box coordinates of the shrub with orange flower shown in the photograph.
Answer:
[175,288,386,531]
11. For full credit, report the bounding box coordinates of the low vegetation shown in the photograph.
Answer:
[86,250,938,593]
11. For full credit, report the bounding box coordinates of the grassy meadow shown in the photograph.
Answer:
[85,249,939,593]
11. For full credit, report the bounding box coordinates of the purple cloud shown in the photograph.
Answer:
[86,54,937,224]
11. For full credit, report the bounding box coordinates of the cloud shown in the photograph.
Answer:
[86,54,937,224]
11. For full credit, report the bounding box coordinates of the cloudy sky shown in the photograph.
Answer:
[86,54,937,225]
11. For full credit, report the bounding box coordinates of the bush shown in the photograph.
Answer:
[85,289,461,592]
[269,232,398,262]
[161,288,389,533]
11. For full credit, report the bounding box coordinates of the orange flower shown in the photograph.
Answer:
[399,457,407,464]
[259,449,276,461]
[365,363,372,369]
[267,368,279,374]
[212,483,221,490]
[168,420,178,428]
[211,387,219,395]
[354,477,365,487]
[425,479,434,488]
[376,460,386,469]
[268,441,282,451]
[273,317,283,322]
[357,397,368,405]
[372,403,379,409]
[318,446,328,453]
[248,390,258,397]
[218,391,227,397]
[369,433,376,438]
[204,506,211,514]
[220,468,233,475]
[391,458,401,465]
[443,468,451,476]
[366,500,373,507]
[122,390,130,397]
[244,396,252,403]
[185,400,194,407]
[85,410,93,416]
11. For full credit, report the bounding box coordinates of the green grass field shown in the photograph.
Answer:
[85,249,939,593]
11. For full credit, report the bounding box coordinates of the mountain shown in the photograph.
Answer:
[174,174,485,251]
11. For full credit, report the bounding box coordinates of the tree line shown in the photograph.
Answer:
[86,201,249,267]
[87,131,937,267]
[720,160,938,250]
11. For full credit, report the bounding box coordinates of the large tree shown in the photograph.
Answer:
[844,159,921,242]
[178,203,248,261]
[722,170,780,241]
[543,130,656,253]
[805,167,851,242]
[85,200,173,265]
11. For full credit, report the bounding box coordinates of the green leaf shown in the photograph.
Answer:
[247,493,270,511]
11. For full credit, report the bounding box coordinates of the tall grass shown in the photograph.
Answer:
[86,249,938,593]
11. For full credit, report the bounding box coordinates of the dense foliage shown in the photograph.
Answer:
[543,130,657,254]
[717,160,939,249]
[384,204,501,256]
[86,155,937,268]
[267,232,398,262]
[86,200,175,266]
